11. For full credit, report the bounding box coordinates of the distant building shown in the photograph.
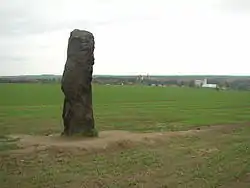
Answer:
[137,75,144,81]
[202,79,217,88]
[194,78,217,89]
[194,79,203,87]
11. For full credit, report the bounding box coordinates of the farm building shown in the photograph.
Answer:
[195,78,217,88]
[194,79,203,87]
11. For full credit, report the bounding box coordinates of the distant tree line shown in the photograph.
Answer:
[0,78,61,84]
[1,75,250,91]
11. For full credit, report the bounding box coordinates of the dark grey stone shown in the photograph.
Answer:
[61,29,96,136]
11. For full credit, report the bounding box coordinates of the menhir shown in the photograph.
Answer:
[61,29,96,136]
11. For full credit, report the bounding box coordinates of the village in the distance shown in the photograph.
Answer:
[0,74,249,91]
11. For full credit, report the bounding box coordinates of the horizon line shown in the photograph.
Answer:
[0,74,250,77]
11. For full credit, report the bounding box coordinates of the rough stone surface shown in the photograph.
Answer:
[61,29,95,136]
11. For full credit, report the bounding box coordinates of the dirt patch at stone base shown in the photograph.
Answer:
[6,123,244,154]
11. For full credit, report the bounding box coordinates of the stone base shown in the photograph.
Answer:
[61,128,98,137]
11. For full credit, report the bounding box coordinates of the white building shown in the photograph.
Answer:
[195,78,218,88]
[202,79,217,88]
[194,79,203,87]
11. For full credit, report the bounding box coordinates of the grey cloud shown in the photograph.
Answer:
[219,0,250,11]
[0,55,27,62]
[0,1,91,36]
[0,13,104,37]
[0,0,158,37]
[0,15,92,37]
[0,16,152,38]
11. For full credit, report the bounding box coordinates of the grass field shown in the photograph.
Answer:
[0,83,250,187]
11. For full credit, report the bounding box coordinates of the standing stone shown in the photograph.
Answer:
[61,29,96,136]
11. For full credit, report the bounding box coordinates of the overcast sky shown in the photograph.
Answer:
[1,0,250,76]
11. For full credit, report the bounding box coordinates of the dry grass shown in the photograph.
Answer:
[1,124,250,187]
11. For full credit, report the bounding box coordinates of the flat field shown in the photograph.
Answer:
[0,83,250,187]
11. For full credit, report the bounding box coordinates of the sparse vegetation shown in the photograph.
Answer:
[0,83,250,187]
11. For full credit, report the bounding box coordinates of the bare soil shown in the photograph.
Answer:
[7,124,241,154]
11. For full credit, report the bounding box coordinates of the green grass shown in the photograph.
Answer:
[0,83,250,187]
[0,84,249,135]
